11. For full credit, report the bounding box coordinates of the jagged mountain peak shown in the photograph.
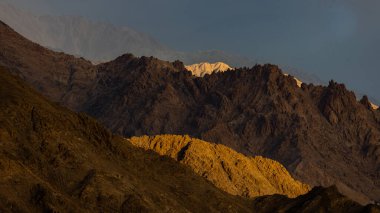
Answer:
[186,61,305,88]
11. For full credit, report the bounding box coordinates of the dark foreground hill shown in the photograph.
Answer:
[0,66,255,212]
[1,20,380,204]
[0,67,379,212]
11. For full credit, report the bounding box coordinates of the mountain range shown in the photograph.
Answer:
[5,2,380,107]
[186,63,377,108]
[0,3,254,67]
[3,14,380,213]
[1,57,377,212]
[1,19,380,206]
[0,2,328,88]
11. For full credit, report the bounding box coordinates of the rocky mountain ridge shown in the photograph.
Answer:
[185,61,304,88]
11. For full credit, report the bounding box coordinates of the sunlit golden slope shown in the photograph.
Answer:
[129,135,311,198]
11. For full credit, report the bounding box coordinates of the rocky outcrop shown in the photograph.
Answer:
[360,95,374,110]
[129,135,310,198]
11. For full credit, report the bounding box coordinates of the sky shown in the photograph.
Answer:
[3,0,380,102]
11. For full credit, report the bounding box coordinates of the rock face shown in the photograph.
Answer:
[1,20,380,204]
[129,135,310,198]
[185,62,233,77]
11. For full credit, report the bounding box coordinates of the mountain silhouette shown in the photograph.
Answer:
[0,3,254,67]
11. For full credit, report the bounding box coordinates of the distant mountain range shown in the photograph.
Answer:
[1,19,380,206]
[4,2,380,106]
[0,3,254,67]
[0,2,327,86]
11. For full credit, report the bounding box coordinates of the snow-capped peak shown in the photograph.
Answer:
[185,62,233,77]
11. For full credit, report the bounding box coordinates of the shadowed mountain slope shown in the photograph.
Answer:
[129,135,310,198]
[0,20,96,111]
[252,186,380,213]
[1,20,380,204]
[0,66,262,212]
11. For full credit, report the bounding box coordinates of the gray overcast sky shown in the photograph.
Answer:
[3,0,380,101]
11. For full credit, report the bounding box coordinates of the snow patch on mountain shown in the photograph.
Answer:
[185,62,233,77]
[284,74,303,87]
[371,102,379,110]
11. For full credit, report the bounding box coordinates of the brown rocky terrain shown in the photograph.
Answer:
[129,135,310,198]
[0,66,258,212]
[1,20,380,204]
[0,65,378,212]
[252,186,380,213]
